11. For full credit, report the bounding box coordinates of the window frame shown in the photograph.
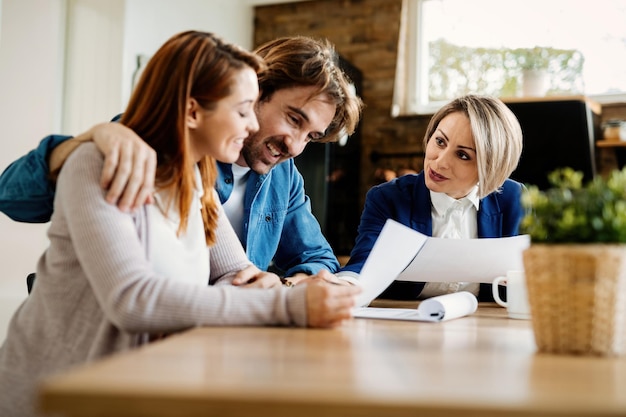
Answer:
[395,0,626,116]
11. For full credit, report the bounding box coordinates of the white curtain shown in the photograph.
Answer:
[391,0,419,117]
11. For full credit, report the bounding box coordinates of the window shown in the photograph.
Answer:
[393,0,626,116]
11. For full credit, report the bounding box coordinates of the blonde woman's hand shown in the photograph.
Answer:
[306,280,361,328]
[231,265,282,288]
[90,122,157,212]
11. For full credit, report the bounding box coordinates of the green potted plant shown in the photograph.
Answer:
[516,46,552,72]
[512,46,585,97]
[515,46,551,96]
[520,167,626,356]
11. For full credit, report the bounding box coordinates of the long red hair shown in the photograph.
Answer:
[121,31,264,245]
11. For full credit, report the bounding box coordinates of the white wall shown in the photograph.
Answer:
[121,0,257,108]
[0,0,302,343]
[62,0,125,135]
[0,0,66,341]
[62,0,256,138]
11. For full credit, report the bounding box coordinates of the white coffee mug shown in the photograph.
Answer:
[492,270,531,320]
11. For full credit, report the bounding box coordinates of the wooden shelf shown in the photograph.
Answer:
[502,95,602,116]
[596,140,626,147]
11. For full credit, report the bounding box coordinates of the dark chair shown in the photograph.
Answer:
[26,273,36,294]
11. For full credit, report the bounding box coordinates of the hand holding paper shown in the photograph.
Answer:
[354,219,530,309]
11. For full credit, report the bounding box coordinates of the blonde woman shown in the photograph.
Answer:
[340,94,523,300]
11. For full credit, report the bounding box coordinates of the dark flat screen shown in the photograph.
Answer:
[505,99,600,189]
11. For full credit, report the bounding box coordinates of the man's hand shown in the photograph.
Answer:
[284,270,352,287]
[90,123,157,212]
[49,122,156,212]
[231,265,282,288]
[305,280,361,328]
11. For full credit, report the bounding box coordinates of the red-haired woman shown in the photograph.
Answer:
[0,31,359,417]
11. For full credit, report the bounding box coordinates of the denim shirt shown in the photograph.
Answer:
[216,161,339,277]
[0,135,340,276]
[0,134,71,222]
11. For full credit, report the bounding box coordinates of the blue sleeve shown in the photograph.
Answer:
[340,178,421,275]
[339,185,392,275]
[502,179,524,236]
[0,134,73,223]
[272,169,340,277]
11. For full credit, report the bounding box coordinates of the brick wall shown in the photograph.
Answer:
[254,0,430,208]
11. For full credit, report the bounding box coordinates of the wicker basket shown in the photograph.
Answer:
[523,244,626,356]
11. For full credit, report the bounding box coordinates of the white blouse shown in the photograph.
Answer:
[221,163,251,243]
[419,186,481,298]
[147,166,209,286]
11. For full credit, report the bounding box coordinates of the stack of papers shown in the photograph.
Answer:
[352,219,530,321]
[353,291,478,322]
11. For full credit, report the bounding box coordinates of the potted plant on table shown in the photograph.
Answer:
[520,167,626,356]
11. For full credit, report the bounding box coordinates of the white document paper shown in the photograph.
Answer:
[353,291,478,322]
[354,219,427,307]
[354,219,530,307]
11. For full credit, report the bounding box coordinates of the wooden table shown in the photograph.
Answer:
[38,303,626,417]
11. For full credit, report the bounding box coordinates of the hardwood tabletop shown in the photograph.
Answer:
[38,302,626,417]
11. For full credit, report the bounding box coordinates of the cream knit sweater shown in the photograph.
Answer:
[0,143,307,417]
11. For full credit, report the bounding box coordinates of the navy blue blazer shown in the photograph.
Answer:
[341,172,524,300]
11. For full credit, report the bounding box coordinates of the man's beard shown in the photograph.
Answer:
[240,140,274,175]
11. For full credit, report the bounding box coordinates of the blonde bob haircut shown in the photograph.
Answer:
[423,94,523,198]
